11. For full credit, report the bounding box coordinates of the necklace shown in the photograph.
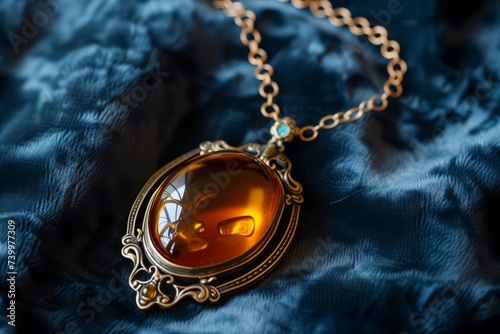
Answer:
[122,0,406,310]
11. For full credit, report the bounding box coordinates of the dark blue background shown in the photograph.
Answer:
[1,0,500,333]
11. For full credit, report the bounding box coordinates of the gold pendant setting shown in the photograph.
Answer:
[122,131,303,309]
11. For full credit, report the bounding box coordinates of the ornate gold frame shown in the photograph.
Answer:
[122,140,303,309]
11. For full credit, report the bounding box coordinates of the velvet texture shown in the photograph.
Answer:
[1,0,500,333]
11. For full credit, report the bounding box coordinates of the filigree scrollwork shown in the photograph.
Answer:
[267,154,304,203]
[286,194,304,205]
[200,140,261,157]
[121,234,220,309]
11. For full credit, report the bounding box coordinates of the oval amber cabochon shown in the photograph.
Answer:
[148,151,284,269]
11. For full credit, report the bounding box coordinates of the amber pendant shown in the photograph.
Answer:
[122,121,303,309]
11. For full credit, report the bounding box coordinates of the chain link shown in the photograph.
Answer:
[213,0,406,141]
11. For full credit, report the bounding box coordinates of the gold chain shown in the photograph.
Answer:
[213,0,407,142]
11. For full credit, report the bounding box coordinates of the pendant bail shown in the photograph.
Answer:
[261,117,298,163]
[270,117,297,145]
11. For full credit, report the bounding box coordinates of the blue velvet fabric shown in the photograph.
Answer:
[1,0,500,333]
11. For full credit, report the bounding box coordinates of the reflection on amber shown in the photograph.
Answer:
[218,216,255,237]
[149,152,283,268]
[158,220,207,257]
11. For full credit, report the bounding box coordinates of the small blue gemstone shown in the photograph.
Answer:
[277,123,290,137]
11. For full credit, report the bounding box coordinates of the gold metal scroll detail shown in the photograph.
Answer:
[121,234,220,310]
[199,140,261,156]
